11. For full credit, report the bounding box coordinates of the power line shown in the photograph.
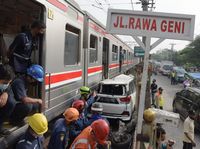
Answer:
[130,0,134,10]
[79,2,133,6]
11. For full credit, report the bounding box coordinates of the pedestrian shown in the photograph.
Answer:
[183,110,196,149]
[10,64,44,124]
[70,119,110,149]
[155,87,164,109]
[79,86,96,116]
[151,79,158,106]
[48,108,81,149]
[156,127,167,149]
[171,71,175,85]
[15,113,48,149]
[72,100,89,131]
[8,20,46,74]
[0,64,15,135]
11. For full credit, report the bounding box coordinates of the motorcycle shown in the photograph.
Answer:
[183,80,190,88]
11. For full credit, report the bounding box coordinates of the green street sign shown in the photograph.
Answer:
[134,46,145,57]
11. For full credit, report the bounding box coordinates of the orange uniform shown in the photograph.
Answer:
[70,126,97,149]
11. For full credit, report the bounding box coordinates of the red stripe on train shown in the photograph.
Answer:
[47,0,68,12]
[88,66,102,73]
[45,66,103,85]
[109,63,119,68]
[45,70,82,85]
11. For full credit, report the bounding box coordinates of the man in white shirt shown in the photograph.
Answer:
[183,110,196,149]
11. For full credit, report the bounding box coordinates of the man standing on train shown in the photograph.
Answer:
[10,64,44,124]
[7,20,46,74]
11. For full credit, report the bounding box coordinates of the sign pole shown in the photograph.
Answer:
[136,37,151,148]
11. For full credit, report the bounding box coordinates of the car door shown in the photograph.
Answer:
[181,90,195,119]
[191,93,200,130]
[128,80,136,110]
[174,90,186,113]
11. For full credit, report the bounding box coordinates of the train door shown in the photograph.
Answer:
[0,0,45,106]
[119,46,122,72]
[102,38,109,79]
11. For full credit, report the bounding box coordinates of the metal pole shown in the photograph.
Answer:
[137,37,151,134]
[135,37,151,149]
[142,0,148,46]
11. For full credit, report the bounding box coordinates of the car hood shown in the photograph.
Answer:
[177,73,184,77]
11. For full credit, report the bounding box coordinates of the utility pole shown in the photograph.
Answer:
[169,43,176,61]
[170,43,176,51]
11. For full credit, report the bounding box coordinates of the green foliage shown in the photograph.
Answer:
[152,36,200,67]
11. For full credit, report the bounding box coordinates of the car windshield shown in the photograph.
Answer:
[163,65,173,70]
[100,84,125,95]
[175,68,186,74]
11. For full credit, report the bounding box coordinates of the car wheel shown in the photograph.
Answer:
[110,133,132,149]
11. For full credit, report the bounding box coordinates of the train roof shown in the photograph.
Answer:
[65,0,85,14]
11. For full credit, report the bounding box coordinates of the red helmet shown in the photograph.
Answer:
[91,119,110,144]
[72,100,85,112]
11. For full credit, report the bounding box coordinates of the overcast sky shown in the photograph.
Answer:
[76,0,200,53]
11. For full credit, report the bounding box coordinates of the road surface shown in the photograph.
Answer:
[153,74,200,149]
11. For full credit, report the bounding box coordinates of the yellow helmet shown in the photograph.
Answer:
[28,113,48,135]
[143,108,155,123]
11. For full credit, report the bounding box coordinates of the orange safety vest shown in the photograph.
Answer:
[70,126,97,149]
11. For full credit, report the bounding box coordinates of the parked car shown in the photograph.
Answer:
[95,74,136,122]
[173,87,200,130]
[160,65,173,76]
[184,72,200,87]
[173,67,187,83]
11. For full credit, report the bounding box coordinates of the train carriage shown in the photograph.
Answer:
[0,0,138,147]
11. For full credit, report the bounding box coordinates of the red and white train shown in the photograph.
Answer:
[0,0,138,147]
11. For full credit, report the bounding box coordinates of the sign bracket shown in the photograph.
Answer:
[132,36,146,50]
[150,38,165,51]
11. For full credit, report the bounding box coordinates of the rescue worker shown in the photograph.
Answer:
[88,102,104,125]
[72,100,89,130]
[0,64,15,135]
[8,20,46,74]
[10,64,44,124]
[48,108,81,149]
[155,87,164,110]
[151,79,158,106]
[70,119,110,149]
[15,113,48,149]
[79,86,96,116]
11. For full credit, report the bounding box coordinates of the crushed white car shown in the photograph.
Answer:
[96,74,136,122]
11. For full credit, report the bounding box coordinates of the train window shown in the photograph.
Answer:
[112,44,118,61]
[89,34,98,63]
[123,49,127,60]
[64,24,80,65]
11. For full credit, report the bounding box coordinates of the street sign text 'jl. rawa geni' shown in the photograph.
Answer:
[106,9,195,40]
